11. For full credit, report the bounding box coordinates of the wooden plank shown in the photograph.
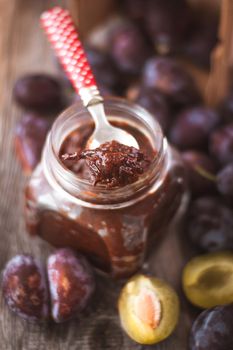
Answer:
[0,1,195,349]
[205,0,233,105]
[68,0,116,37]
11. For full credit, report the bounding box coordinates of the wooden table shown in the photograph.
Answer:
[0,1,196,349]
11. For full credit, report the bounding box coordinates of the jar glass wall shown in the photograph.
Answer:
[25,98,186,278]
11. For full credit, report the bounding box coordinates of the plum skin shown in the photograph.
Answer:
[190,304,233,350]
[2,254,49,323]
[47,248,95,323]
[13,74,64,112]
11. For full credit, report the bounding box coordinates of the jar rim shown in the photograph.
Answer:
[44,97,166,204]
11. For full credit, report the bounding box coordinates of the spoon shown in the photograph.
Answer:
[41,7,139,149]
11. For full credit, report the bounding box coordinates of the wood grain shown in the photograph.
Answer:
[205,0,233,105]
[0,1,195,349]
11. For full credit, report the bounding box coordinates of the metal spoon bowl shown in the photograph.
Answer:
[87,103,139,149]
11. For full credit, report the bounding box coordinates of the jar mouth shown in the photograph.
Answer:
[45,97,165,204]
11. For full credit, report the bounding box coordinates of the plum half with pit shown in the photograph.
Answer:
[186,196,233,252]
[2,254,49,323]
[170,107,220,150]
[47,248,95,323]
[142,57,201,108]
[118,274,179,345]
[190,304,233,350]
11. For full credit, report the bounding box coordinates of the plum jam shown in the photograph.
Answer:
[25,98,186,278]
[61,137,152,187]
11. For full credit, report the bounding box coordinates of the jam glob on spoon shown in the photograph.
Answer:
[61,140,152,188]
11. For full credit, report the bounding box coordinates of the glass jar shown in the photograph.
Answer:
[25,98,186,278]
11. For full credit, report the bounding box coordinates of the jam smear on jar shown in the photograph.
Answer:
[61,140,151,188]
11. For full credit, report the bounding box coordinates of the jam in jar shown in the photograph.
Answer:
[25,98,186,278]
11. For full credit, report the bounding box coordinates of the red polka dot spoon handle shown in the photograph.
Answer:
[40,6,139,149]
[41,6,102,107]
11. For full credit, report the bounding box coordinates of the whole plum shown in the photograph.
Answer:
[217,163,233,199]
[110,24,151,76]
[136,88,170,131]
[209,123,233,165]
[186,197,233,252]
[86,47,120,92]
[13,74,64,112]
[142,57,201,108]
[183,10,218,68]
[122,0,145,22]
[190,304,233,350]
[170,107,220,150]
[145,0,192,54]
[182,151,216,196]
